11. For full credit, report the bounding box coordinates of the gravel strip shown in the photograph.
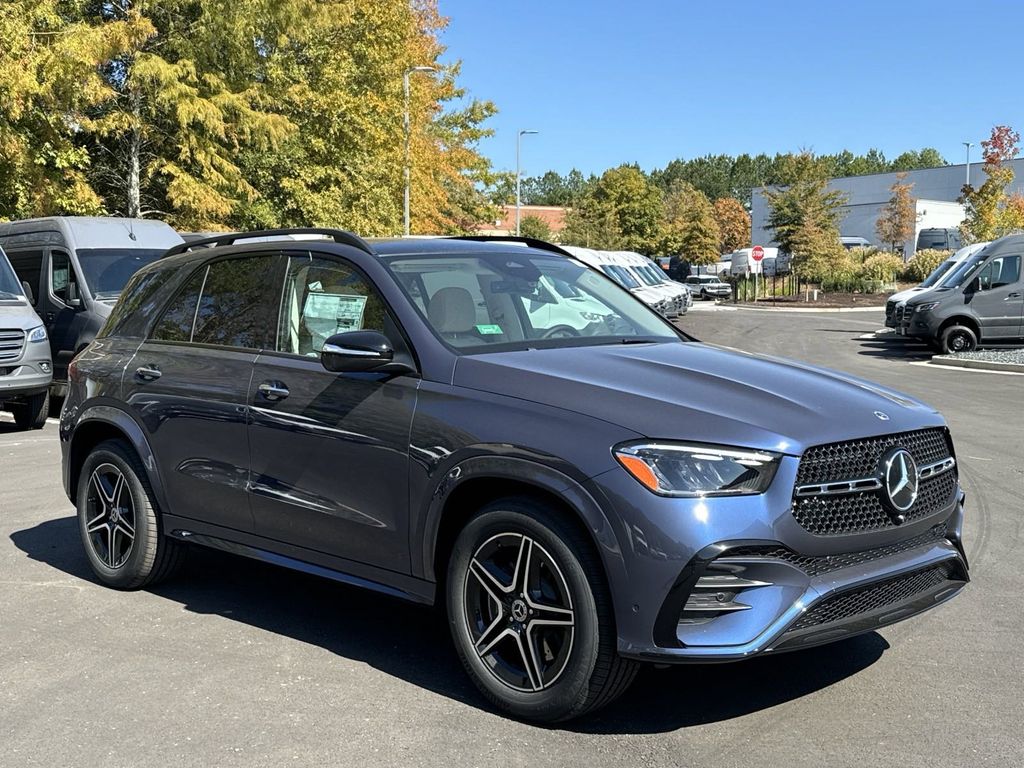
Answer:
[951,348,1024,364]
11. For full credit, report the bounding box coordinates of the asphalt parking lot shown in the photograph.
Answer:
[1,308,1022,768]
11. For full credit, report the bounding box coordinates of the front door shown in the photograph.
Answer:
[46,249,92,380]
[969,254,1023,339]
[247,252,418,573]
[122,253,284,533]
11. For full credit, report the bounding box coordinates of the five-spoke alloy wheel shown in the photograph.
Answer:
[447,497,637,722]
[464,532,575,692]
[84,463,137,569]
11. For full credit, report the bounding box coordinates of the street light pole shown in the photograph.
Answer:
[515,129,539,236]
[404,66,435,236]
[963,141,974,188]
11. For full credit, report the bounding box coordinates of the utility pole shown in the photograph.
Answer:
[404,66,435,236]
[963,141,974,188]
[515,129,539,236]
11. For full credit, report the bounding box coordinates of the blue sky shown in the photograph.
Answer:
[437,0,1021,178]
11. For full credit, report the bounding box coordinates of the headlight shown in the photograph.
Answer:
[614,442,781,497]
[27,326,47,343]
[914,302,940,313]
[580,311,608,322]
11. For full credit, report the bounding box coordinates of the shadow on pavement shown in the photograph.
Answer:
[10,515,888,735]
[856,333,934,362]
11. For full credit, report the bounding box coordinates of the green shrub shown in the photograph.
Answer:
[860,252,904,282]
[902,249,951,282]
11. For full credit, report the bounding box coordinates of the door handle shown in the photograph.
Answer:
[135,366,162,381]
[257,381,290,401]
[1004,293,1022,300]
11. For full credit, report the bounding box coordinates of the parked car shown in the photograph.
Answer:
[562,246,671,317]
[885,242,989,328]
[63,229,968,723]
[0,217,184,396]
[899,233,1023,352]
[0,245,52,428]
[684,274,732,300]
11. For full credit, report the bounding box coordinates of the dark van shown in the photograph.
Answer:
[0,217,183,395]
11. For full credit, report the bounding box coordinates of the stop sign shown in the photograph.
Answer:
[751,245,765,262]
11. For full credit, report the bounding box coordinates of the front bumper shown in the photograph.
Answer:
[0,360,52,400]
[587,455,968,663]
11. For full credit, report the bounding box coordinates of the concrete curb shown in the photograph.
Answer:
[930,355,1024,374]
[730,305,885,314]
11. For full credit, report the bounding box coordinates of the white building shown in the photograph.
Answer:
[750,159,1024,258]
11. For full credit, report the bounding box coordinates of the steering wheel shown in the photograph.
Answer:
[540,325,580,340]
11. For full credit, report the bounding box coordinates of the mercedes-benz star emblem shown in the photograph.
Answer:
[880,447,919,522]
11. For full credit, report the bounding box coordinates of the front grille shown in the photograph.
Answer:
[722,524,948,577]
[792,429,956,535]
[789,563,954,631]
[794,470,957,535]
[0,329,25,363]
[885,300,896,323]
[795,429,951,487]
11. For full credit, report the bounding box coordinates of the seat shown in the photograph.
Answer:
[427,287,479,344]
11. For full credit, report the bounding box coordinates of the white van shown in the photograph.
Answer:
[610,251,688,317]
[730,246,779,277]
[561,246,671,317]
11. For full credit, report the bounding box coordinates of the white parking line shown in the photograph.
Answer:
[908,360,1024,376]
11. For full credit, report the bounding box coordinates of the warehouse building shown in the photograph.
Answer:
[750,159,1024,258]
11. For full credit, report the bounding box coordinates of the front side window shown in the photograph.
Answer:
[976,255,1021,291]
[50,250,81,305]
[6,250,43,305]
[276,255,386,356]
[150,255,279,349]
[385,253,678,352]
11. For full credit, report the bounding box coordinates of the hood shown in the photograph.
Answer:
[889,286,926,303]
[91,299,114,319]
[452,342,944,455]
[0,300,45,331]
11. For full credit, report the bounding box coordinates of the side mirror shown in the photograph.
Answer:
[321,330,396,373]
[20,281,34,304]
[966,277,980,294]
[67,281,82,308]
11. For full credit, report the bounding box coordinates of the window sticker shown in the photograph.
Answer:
[476,324,503,335]
[303,293,368,347]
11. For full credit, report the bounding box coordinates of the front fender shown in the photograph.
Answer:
[416,453,629,611]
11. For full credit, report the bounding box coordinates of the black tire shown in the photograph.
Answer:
[941,325,977,354]
[700,289,709,301]
[447,497,637,722]
[76,439,183,589]
[11,391,48,430]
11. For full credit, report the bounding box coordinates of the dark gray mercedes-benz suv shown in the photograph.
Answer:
[60,230,968,722]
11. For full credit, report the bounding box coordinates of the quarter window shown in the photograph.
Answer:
[152,268,205,342]
[276,255,386,356]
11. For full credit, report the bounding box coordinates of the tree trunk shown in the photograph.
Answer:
[126,91,142,218]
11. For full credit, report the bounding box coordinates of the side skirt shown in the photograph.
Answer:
[163,514,436,606]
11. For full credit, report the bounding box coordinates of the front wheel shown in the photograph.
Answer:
[941,325,977,354]
[446,498,637,722]
[11,391,48,430]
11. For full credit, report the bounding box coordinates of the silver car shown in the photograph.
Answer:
[0,246,52,429]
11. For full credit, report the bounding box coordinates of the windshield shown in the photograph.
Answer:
[0,249,23,299]
[630,264,662,287]
[76,248,167,299]
[921,259,954,288]
[600,264,641,289]
[938,252,988,289]
[639,264,669,285]
[384,253,680,353]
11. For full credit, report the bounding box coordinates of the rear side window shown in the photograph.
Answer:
[151,255,280,349]
[99,267,178,339]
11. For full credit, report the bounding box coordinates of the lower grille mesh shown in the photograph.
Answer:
[790,563,953,631]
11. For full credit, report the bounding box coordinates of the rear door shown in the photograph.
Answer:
[246,250,418,572]
[969,254,1022,339]
[122,252,284,533]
